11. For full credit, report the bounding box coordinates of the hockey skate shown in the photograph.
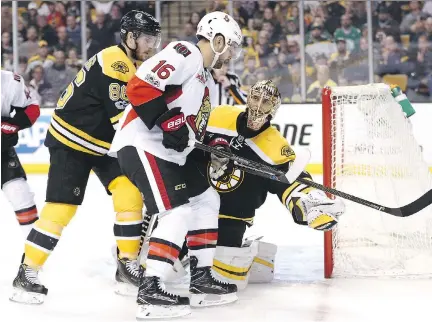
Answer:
[115,256,141,296]
[189,256,238,307]
[136,276,191,320]
[10,264,48,305]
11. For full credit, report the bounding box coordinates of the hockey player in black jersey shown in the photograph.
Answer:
[10,10,162,304]
[182,80,345,289]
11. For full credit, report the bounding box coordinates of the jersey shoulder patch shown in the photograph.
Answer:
[207,105,242,135]
[247,126,295,165]
[98,46,136,83]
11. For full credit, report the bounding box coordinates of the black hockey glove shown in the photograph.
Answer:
[209,137,234,181]
[155,107,189,152]
[1,117,19,151]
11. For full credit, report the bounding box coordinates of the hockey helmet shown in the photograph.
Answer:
[246,80,281,130]
[196,12,243,66]
[120,10,161,49]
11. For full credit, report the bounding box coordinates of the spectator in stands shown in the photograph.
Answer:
[286,40,313,68]
[285,62,303,103]
[86,26,100,58]
[373,6,400,40]
[266,53,283,86]
[425,17,432,41]
[256,30,273,59]
[400,1,426,34]
[200,0,226,18]
[307,65,336,102]
[1,4,12,34]
[349,1,367,28]
[328,37,351,84]
[90,11,115,50]
[66,47,83,72]
[256,67,268,82]
[47,1,66,28]
[306,22,331,45]
[274,1,290,24]
[284,17,299,38]
[43,50,76,107]
[253,0,270,20]
[36,15,58,46]
[376,35,410,77]
[19,26,39,59]
[29,65,52,104]
[27,40,56,73]
[18,57,29,78]
[1,31,12,56]
[325,0,346,34]
[263,6,282,36]
[189,12,201,29]
[278,37,290,55]
[262,21,280,46]
[26,2,39,27]
[407,34,432,91]
[182,22,197,44]
[66,1,81,18]
[55,26,76,54]
[110,4,122,43]
[242,18,258,45]
[241,56,259,85]
[66,15,81,51]
[334,14,361,52]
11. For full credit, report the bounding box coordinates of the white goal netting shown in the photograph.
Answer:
[325,84,432,277]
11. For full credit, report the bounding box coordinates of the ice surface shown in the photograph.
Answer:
[2,175,432,322]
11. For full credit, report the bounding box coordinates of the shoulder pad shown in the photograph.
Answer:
[247,126,295,165]
[98,46,136,82]
[207,105,242,135]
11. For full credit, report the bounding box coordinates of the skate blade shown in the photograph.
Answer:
[190,292,238,308]
[136,304,191,320]
[9,288,45,305]
[114,281,138,297]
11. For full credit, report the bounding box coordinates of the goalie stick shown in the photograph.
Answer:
[194,142,432,217]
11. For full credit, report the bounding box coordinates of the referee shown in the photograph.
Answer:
[210,63,247,106]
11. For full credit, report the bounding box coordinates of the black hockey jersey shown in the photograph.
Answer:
[192,105,313,225]
[44,44,137,156]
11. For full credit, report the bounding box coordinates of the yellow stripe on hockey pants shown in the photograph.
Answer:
[109,176,143,260]
[24,203,78,269]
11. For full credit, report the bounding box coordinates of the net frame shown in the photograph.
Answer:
[322,84,432,279]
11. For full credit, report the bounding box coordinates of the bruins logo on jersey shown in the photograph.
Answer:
[111,61,130,74]
[207,162,245,193]
[281,145,295,158]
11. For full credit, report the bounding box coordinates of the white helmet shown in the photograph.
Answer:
[196,11,243,67]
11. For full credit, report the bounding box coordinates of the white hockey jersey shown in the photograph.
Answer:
[109,41,216,165]
[1,71,39,117]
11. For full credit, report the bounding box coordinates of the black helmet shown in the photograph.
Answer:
[120,10,161,42]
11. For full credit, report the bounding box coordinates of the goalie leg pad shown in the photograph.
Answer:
[2,178,38,238]
[109,176,144,260]
[211,244,258,291]
[248,240,277,284]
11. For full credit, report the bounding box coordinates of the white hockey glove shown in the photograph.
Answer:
[292,190,345,231]
[208,137,234,180]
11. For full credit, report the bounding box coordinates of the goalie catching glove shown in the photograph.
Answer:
[292,190,345,231]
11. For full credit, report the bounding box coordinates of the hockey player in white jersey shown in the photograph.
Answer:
[109,12,243,319]
[1,71,40,239]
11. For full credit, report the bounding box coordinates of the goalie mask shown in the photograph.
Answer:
[246,80,281,131]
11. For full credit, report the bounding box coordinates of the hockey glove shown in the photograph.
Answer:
[1,118,20,151]
[155,107,189,152]
[292,190,345,231]
[209,137,234,181]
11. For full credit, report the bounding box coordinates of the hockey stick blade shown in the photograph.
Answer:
[296,177,432,217]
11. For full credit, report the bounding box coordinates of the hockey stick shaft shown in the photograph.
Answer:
[195,142,432,217]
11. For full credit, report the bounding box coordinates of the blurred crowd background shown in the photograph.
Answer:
[2,0,432,106]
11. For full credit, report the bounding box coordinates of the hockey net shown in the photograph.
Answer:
[322,84,432,278]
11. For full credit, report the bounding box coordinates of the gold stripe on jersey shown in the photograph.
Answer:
[98,46,136,82]
[48,125,102,156]
[248,126,296,165]
[207,105,241,134]
[110,111,124,124]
